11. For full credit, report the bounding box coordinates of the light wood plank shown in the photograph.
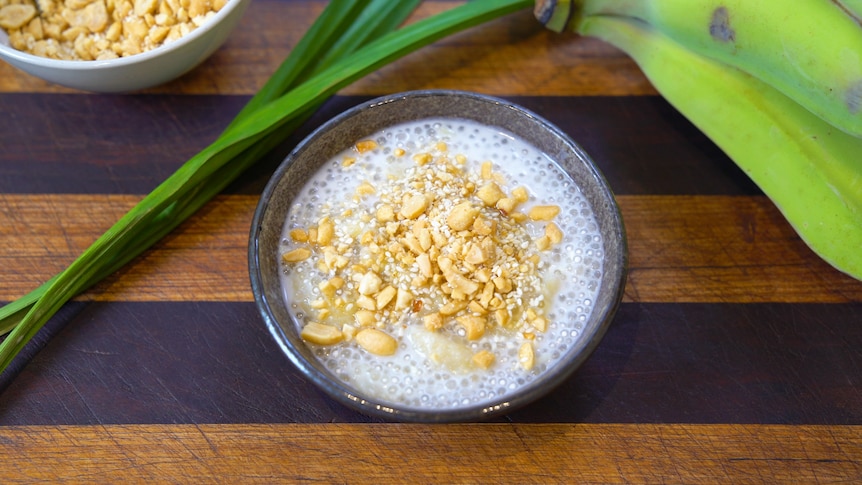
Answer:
[622,196,862,303]
[0,194,249,302]
[0,1,654,96]
[0,424,858,483]
[0,194,860,303]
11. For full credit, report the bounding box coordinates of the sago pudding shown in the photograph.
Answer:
[278,117,604,411]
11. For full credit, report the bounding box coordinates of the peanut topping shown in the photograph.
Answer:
[317,217,334,246]
[423,312,443,331]
[355,328,397,356]
[354,309,376,327]
[480,161,493,180]
[282,247,312,263]
[289,228,309,243]
[355,140,378,153]
[0,4,35,29]
[400,194,430,219]
[472,350,495,369]
[545,222,563,244]
[528,205,561,221]
[357,271,383,296]
[495,197,518,214]
[476,182,505,207]
[518,341,535,370]
[300,322,344,346]
[355,181,376,198]
[512,186,529,203]
[282,136,565,368]
[412,153,433,165]
[446,202,478,231]
[2,0,227,60]
[456,315,486,340]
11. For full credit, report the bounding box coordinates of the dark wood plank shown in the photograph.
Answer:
[0,423,859,483]
[0,94,758,195]
[0,94,248,194]
[0,301,859,425]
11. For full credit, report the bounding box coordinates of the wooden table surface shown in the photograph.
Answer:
[1,1,861,482]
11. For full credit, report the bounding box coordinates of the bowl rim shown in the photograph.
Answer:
[248,89,628,422]
[0,0,247,69]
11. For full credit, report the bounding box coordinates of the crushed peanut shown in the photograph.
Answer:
[355,328,397,356]
[281,132,569,373]
[0,0,228,60]
[518,341,535,370]
[528,205,561,221]
[300,322,344,346]
[472,350,495,369]
[282,247,311,263]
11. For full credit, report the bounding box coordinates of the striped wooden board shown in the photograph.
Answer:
[0,1,860,481]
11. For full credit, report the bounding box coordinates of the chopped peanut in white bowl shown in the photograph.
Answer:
[0,0,249,91]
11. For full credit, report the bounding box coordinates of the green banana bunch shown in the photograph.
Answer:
[838,0,862,21]
[537,0,862,138]
[533,0,862,280]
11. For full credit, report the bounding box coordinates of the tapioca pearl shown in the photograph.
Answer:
[281,117,603,411]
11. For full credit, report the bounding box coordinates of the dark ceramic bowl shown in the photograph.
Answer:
[249,90,627,422]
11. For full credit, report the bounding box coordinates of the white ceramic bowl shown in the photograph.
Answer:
[0,0,251,92]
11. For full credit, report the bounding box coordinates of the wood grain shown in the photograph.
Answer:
[1,300,859,426]
[621,196,862,303]
[0,424,858,483]
[1,194,858,303]
[0,1,655,97]
[0,94,749,197]
[2,0,860,479]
